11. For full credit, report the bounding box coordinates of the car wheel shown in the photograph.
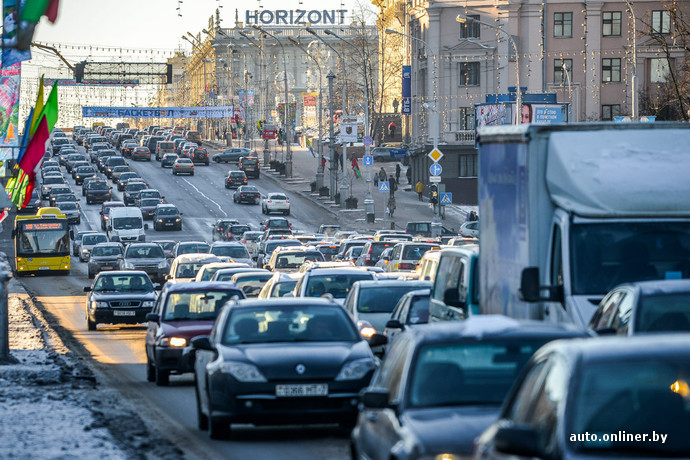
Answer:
[173,170,177,175]
[155,365,169,386]
[205,162,209,166]
[225,183,230,189]
[87,316,97,331]
[285,210,290,216]
[209,415,231,440]
[146,358,155,382]
[195,382,208,430]
[87,269,94,279]
[86,198,91,205]
[191,172,194,176]
[76,218,81,225]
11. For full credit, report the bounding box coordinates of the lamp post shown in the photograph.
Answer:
[455,15,522,124]
[253,25,292,178]
[288,36,325,190]
[562,62,573,121]
[326,71,336,199]
[625,0,637,121]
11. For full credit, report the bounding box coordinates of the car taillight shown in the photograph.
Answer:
[286,200,290,204]
[398,263,413,270]
[268,200,272,203]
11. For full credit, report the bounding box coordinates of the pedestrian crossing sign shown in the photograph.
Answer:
[379,181,390,192]
[440,192,452,205]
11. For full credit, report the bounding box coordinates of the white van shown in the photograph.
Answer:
[106,207,148,243]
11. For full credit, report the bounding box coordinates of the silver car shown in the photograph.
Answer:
[57,201,81,225]
[87,242,124,279]
[119,242,169,283]
[172,158,194,176]
[79,233,109,262]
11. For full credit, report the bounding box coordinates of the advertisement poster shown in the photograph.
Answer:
[277,102,296,126]
[531,104,564,124]
[2,0,31,68]
[82,106,234,118]
[0,62,20,166]
[401,65,411,114]
[340,116,358,143]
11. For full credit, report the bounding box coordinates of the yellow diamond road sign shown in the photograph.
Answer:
[428,148,444,162]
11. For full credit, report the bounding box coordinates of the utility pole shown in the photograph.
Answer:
[327,71,337,199]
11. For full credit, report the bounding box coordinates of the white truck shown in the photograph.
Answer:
[477,122,690,327]
[106,207,148,243]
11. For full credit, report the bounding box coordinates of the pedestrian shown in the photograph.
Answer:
[388,122,397,139]
[406,166,412,184]
[378,167,386,184]
[395,164,401,184]
[469,211,478,221]
[415,180,424,201]
[388,174,397,193]
[215,128,220,140]
[387,196,396,217]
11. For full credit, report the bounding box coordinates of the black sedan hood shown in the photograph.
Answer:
[220,340,371,380]
[89,291,157,302]
[401,406,501,455]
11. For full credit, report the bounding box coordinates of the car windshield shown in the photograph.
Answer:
[83,235,108,246]
[571,222,690,295]
[93,274,152,292]
[126,246,164,259]
[178,243,209,255]
[242,187,258,193]
[267,219,290,229]
[44,177,63,185]
[113,217,142,229]
[58,203,78,211]
[235,275,273,298]
[570,358,690,455]
[175,262,210,278]
[357,285,424,313]
[272,281,298,297]
[90,182,108,190]
[126,183,146,192]
[140,199,160,207]
[156,241,176,251]
[402,245,436,261]
[211,246,250,259]
[162,289,243,321]
[305,273,374,298]
[222,305,358,345]
[156,207,178,216]
[92,246,121,257]
[270,194,287,201]
[273,252,324,269]
[408,339,549,408]
[229,225,250,235]
[635,293,690,333]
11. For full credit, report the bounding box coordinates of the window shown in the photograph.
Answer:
[554,12,572,37]
[650,58,671,83]
[459,14,480,39]
[459,62,480,86]
[458,154,478,177]
[554,59,573,84]
[652,10,671,34]
[602,104,621,121]
[458,107,475,130]
[602,11,622,36]
[602,58,621,82]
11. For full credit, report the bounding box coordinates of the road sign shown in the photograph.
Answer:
[362,155,374,167]
[429,175,441,183]
[429,163,442,176]
[440,192,452,205]
[378,181,390,192]
[428,148,444,162]
[363,136,373,146]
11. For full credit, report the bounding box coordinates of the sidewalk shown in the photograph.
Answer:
[204,139,477,234]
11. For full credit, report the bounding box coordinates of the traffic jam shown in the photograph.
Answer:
[16,121,690,459]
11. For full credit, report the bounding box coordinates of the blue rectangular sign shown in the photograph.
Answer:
[401,65,411,115]
[82,106,234,119]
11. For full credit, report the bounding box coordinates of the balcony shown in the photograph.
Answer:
[454,130,475,144]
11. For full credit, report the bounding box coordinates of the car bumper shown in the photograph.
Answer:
[89,261,119,272]
[87,193,111,203]
[154,346,191,373]
[90,308,152,325]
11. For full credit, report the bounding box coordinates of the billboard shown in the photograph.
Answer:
[82,106,234,118]
[401,65,411,115]
[0,63,20,165]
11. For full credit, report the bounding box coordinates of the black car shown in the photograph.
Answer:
[192,298,383,439]
[351,316,590,460]
[225,170,248,189]
[190,148,209,165]
[73,165,97,185]
[160,153,178,168]
[144,281,245,385]
[87,242,124,279]
[153,204,182,231]
[117,172,140,191]
[212,218,239,241]
[212,147,255,164]
[83,271,158,330]
[474,335,690,459]
[84,181,112,206]
[20,190,41,214]
[50,191,79,208]
[123,181,148,206]
[233,185,261,205]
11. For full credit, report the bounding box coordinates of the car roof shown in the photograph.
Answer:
[354,280,432,289]
[232,270,272,279]
[620,279,690,296]
[162,280,242,293]
[211,241,244,247]
[305,267,374,275]
[95,270,149,277]
[174,254,220,263]
[229,297,342,310]
[177,241,209,246]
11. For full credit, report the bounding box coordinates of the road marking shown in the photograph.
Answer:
[181,177,227,217]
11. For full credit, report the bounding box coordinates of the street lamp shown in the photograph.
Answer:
[288,36,325,190]
[625,0,637,121]
[456,15,522,124]
[253,25,293,178]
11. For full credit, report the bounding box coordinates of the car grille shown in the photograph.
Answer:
[120,236,138,242]
[110,300,142,308]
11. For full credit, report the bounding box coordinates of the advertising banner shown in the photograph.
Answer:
[262,124,276,140]
[2,0,31,68]
[531,104,564,124]
[340,116,358,143]
[82,106,234,118]
[0,62,20,165]
[401,65,411,115]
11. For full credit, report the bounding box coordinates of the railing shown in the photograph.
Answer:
[454,130,475,144]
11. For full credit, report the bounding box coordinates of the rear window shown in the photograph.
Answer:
[162,289,244,321]
[357,285,423,313]
[305,273,374,299]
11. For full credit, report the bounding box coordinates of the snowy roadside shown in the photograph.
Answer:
[0,263,183,459]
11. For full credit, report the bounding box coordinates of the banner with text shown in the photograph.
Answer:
[82,106,234,118]
[0,63,21,166]
[401,65,411,115]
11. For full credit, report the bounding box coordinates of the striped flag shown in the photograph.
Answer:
[352,156,362,179]
[306,138,315,158]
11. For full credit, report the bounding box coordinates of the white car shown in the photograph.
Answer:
[261,192,291,216]
[458,221,479,238]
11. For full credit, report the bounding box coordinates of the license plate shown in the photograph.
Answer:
[276,384,328,397]
[38,266,50,270]
[113,310,135,317]
[165,223,174,226]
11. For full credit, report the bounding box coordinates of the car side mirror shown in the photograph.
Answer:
[152,283,161,290]
[263,264,272,270]
[520,266,541,302]
[594,326,617,336]
[179,212,183,216]
[366,333,388,348]
[385,319,404,330]
[494,425,543,458]
[145,313,160,322]
[191,336,214,351]
[83,286,92,292]
[69,230,75,240]
[360,387,390,409]
[144,224,149,230]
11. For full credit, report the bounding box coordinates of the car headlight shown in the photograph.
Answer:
[90,301,108,309]
[357,320,377,338]
[82,248,89,254]
[175,218,180,222]
[142,301,155,308]
[335,358,377,381]
[158,336,187,347]
[122,261,135,269]
[157,219,163,222]
[157,260,168,269]
[220,362,267,382]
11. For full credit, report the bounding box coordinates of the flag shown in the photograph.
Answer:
[20,0,52,22]
[19,116,49,176]
[32,81,58,136]
[352,156,362,179]
[306,138,315,158]
[45,0,60,23]
[6,169,28,207]
[15,106,33,164]
[30,75,44,131]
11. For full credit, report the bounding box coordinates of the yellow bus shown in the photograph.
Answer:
[13,207,71,276]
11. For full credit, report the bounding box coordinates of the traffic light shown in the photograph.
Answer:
[430,184,438,205]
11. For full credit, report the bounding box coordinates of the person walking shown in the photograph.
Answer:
[395,164,401,184]
[387,196,396,218]
[378,167,386,184]
[389,174,397,193]
[406,166,412,184]
[415,180,424,201]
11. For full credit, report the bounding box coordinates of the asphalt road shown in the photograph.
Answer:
[2,148,351,460]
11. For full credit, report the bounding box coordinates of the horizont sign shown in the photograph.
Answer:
[245,9,348,26]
